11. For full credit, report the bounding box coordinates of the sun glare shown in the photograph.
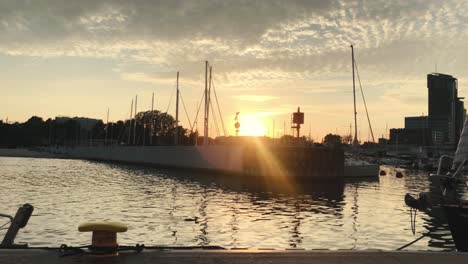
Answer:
[239,118,267,136]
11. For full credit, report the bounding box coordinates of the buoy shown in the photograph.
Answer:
[78,221,127,254]
[396,171,404,178]
[379,170,387,176]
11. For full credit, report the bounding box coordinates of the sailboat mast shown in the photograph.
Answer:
[128,99,133,145]
[150,92,154,145]
[203,61,209,145]
[351,44,358,146]
[207,66,212,137]
[105,108,109,145]
[134,95,138,145]
[175,71,180,145]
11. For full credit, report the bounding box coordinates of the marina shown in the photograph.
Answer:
[1,1,468,262]
[0,157,460,251]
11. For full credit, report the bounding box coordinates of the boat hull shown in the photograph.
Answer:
[344,164,379,178]
[444,204,468,252]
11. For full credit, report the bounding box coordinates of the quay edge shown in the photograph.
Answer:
[0,249,467,264]
[47,145,344,181]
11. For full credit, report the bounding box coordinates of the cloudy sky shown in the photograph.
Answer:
[1,0,467,140]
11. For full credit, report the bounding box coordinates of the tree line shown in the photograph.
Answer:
[0,111,355,148]
[0,110,196,148]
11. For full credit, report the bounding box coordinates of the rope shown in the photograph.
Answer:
[0,220,11,230]
[396,203,430,250]
[211,78,227,136]
[117,103,134,144]
[410,207,417,235]
[12,244,224,258]
[179,92,193,131]
[395,206,432,251]
[165,80,176,114]
[156,79,177,137]
[192,91,205,131]
[210,98,221,137]
[354,59,375,143]
[59,244,87,257]
[396,234,426,251]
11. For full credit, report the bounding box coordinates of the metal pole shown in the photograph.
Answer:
[175,71,180,145]
[351,44,358,146]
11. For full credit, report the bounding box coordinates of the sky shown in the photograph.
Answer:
[1,0,468,141]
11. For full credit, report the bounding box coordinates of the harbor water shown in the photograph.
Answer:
[0,157,456,250]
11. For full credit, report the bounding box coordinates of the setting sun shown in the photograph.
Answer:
[239,118,268,136]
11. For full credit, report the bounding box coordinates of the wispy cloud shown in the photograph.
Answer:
[1,0,468,139]
[233,95,279,102]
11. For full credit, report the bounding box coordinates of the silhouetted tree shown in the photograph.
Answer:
[323,134,342,148]
[342,134,353,145]
[0,111,194,148]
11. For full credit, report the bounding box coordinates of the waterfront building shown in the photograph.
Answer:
[389,128,432,146]
[427,73,465,146]
[390,73,466,147]
[405,116,428,129]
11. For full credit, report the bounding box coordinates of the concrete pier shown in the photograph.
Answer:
[49,145,344,180]
[0,249,467,264]
[0,148,58,158]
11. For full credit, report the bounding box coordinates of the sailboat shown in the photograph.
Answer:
[343,45,380,178]
[404,115,468,252]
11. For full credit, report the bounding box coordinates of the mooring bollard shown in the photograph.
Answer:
[1,203,34,248]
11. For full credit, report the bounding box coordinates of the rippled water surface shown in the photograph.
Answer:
[0,157,459,250]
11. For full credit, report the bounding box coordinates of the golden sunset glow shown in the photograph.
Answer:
[1,0,467,142]
[238,118,268,137]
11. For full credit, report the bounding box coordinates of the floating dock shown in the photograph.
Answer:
[0,249,467,264]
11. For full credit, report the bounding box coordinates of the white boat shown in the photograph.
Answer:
[344,155,379,178]
[343,45,380,178]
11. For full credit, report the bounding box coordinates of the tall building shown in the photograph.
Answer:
[405,116,428,129]
[427,73,465,146]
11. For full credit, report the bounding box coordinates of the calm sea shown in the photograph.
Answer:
[0,157,456,250]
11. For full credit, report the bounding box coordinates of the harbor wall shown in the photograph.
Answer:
[243,146,343,180]
[0,148,59,158]
[52,145,244,173]
[49,145,344,180]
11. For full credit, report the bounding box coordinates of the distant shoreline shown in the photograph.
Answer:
[0,148,59,159]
